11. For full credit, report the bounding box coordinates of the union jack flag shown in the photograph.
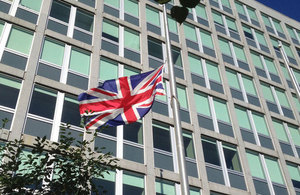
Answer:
[78,65,165,130]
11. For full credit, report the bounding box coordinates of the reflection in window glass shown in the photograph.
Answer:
[20,0,42,12]
[223,144,242,172]
[202,138,221,166]
[50,0,71,23]
[99,58,118,81]
[123,171,144,194]
[69,48,90,75]
[41,38,65,66]
[124,29,140,51]
[61,95,81,127]
[153,121,171,152]
[75,9,94,32]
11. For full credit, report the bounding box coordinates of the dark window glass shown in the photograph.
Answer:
[75,9,93,32]
[123,121,143,144]
[61,95,81,127]
[50,0,71,23]
[152,121,171,152]
[0,75,20,109]
[202,138,221,166]
[148,38,163,59]
[28,86,57,119]
[223,144,242,172]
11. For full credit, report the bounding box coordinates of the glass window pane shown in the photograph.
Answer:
[0,74,21,109]
[287,163,300,182]
[273,19,284,33]
[283,43,295,58]
[104,0,119,8]
[246,151,265,179]
[20,0,42,12]
[172,47,182,67]
[146,6,160,26]
[155,179,175,194]
[69,48,90,75]
[99,58,118,81]
[226,18,237,31]
[102,20,119,42]
[29,86,57,119]
[123,171,144,190]
[221,0,230,7]
[223,144,242,172]
[124,0,138,17]
[260,83,275,102]
[124,66,139,77]
[195,5,207,19]
[235,2,245,15]
[252,112,269,136]
[288,125,300,146]
[50,0,71,23]
[214,98,230,123]
[123,120,143,144]
[183,131,195,159]
[177,85,188,109]
[202,137,221,165]
[155,81,167,102]
[6,27,33,55]
[272,119,288,142]
[153,121,171,152]
[255,31,267,46]
[265,156,284,184]
[168,16,177,34]
[41,38,64,66]
[194,92,211,116]
[287,26,297,39]
[206,62,221,82]
[226,69,240,89]
[188,54,203,76]
[183,23,197,42]
[0,22,4,36]
[247,7,258,21]
[148,38,163,59]
[61,95,81,127]
[265,57,278,75]
[219,38,231,56]
[242,76,257,96]
[212,11,223,25]
[250,52,264,69]
[200,30,214,49]
[124,29,140,51]
[75,9,93,32]
[275,89,290,108]
[235,106,251,130]
[233,44,246,62]
[262,14,271,27]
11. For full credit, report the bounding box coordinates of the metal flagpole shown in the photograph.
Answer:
[279,44,300,101]
[162,5,190,195]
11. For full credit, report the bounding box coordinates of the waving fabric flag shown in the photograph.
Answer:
[78,65,165,130]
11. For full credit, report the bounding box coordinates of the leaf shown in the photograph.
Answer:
[171,6,189,24]
[179,0,200,8]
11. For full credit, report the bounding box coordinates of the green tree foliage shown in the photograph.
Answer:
[0,124,118,194]
[155,0,200,24]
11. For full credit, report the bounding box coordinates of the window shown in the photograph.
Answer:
[146,6,161,35]
[292,94,300,117]
[226,69,260,106]
[48,0,94,44]
[282,42,298,65]
[0,74,21,130]
[212,11,240,40]
[0,25,33,70]
[194,91,234,137]
[218,38,249,71]
[155,179,176,195]
[235,2,260,27]
[183,131,198,177]
[25,86,57,139]
[103,0,139,25]
[93,171,116,194]
[101,20,140,63]
[250,51,281,84]
[195,4,209,26]
[168,16,179,42]
[123,120,144,163]
[286,162,300,193]
[177,84,190,123]
[148,37,163,69]
[99,57,119,82]
[202,137,246,190]
[286,25,300,45]
[123,171,144,194]
[189,54,223,93]
[246,150,288,195]
[242,25,269,53]
[280,63,293,89]
[260,82,294,119]
[172,47,184,79]
[235,106,273,149]
[209,0,232,14]
[153,121,173,171]
[262,13,286,39]
[183,23,216,57]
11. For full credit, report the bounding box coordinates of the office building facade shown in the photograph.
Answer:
[0,0,300,194]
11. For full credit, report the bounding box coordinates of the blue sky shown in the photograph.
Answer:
[256,0,300,22]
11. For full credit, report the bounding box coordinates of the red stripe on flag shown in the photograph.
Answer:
[85,112,111,130]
